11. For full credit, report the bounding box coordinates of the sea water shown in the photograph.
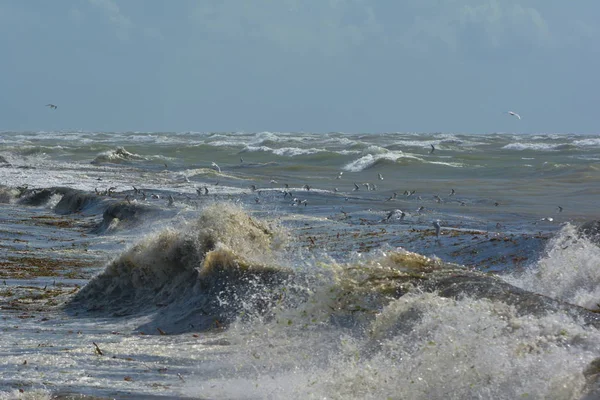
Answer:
[0,130,599,399]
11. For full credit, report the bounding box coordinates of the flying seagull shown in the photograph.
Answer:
[429,144,435,154]
[46,104,58,110]
[507,111,521,120]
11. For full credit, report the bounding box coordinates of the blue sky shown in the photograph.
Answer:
[1,0,598,133]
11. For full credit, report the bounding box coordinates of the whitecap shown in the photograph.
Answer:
[343,152,421,172]
[502,142,563,151]
[573,138,600,147]
[503,223,600,310]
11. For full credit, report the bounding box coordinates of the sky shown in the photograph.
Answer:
[0,0,598,134]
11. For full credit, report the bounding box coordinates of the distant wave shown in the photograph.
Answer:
[249,131,298,146]
[207,140,246,148]
[573,138,600,147]
[428,160,468,168]
[321,136,359,146]
[502,142,574,151]
[243,145,327,157]
[343,152,412,172]
[91,147,147,164]
[342,152,464,172]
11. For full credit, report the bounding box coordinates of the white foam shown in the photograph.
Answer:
[503,223,600,310]
[183,291,600,399]
[243,145,324,156]
[574,138,600,147]
[428,160,467,168]
[502,142,563,151]
[343,151,420,172]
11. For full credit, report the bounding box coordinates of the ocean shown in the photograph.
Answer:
[0,130,599,399]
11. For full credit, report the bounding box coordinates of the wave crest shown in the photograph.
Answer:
[342,152,422,172]
[91,147,146,164]
[503,223,600,310]
[67,204,292,333]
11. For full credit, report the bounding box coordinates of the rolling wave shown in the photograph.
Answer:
[502,142,575,151]
[91,147,147,164]
[342,151,465,172]
[66,204,295,333]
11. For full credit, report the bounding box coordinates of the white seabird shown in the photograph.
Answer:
[508,111,521,120]
[386,209,405,221]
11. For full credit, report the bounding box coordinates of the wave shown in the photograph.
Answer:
[53,189,105,215]
[0,185,19,203]
[307,250,600,328]
[66,203,295,333]
[503,223,600,310]
[242,145,326,157]
[91,201,166,234]
[206,140,247,148]
[574,138,600,147]
[502,142,575,151]
[67,203,600,340]
[91,147,147,164]
[342,152,464,172]
[17,187,68,206]
[343,152,415,172]
[185,249,600,399]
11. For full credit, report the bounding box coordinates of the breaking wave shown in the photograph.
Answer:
[503,223,600,310]
[243,145,330,157]
[0,185,19,203]
[91,201,166,234]
[66,203,295,333]
[502,142,576,152]
[183,249,600,400]
[91,147,147,164]
[342,152,465,172]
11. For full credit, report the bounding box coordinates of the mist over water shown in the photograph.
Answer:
[1,131,599,399]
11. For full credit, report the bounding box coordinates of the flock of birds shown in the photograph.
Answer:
[91,142,564,245]
[54,102,533,241]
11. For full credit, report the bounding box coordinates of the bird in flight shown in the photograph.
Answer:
[507,111,521,120]
[46,104,58,110]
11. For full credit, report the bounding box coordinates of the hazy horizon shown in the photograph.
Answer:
[1,1,598,134]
